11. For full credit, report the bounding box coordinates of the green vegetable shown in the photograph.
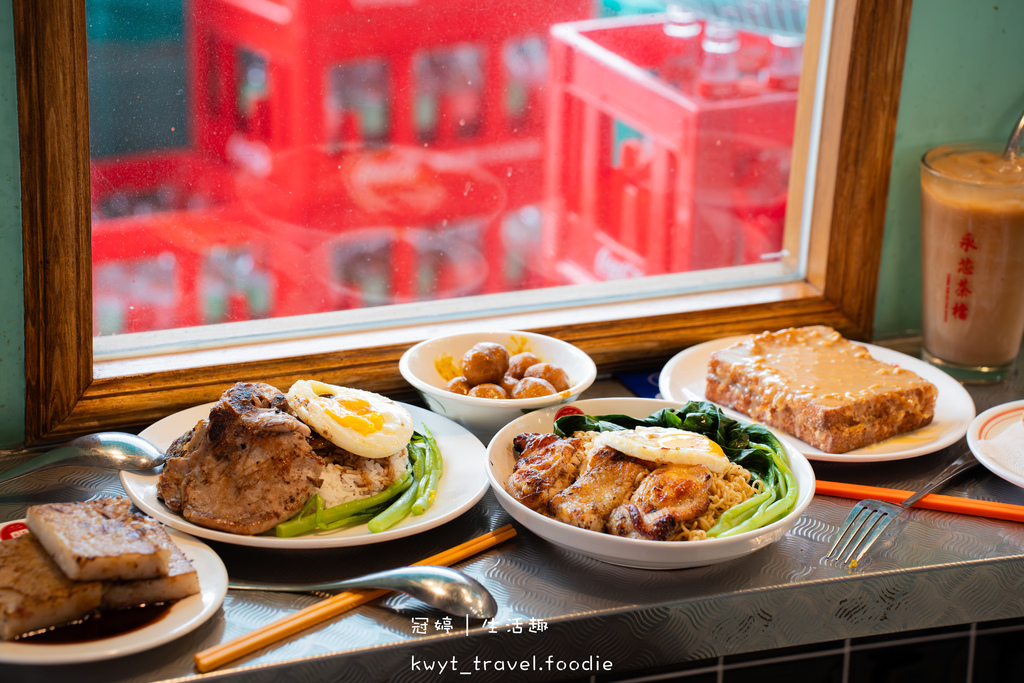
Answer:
[274,427,446,537]
[274,470,413,538]
[367,473,421,532]
[553,401,798,537]
[411,425,443,515]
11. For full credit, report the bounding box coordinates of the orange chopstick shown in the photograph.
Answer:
[194,524,517,673]
[815,481,1024,523]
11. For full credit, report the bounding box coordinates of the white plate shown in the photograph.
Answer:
[122,402,489,548]
[967,400,1024,489]
[658,336,976,462]
[0,522,226,664]
[486,397,816,570]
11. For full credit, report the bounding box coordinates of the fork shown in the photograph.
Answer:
[824,450,980,567]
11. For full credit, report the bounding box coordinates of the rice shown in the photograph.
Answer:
[317,448,410,509]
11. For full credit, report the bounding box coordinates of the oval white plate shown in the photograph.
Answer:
[967,400,1024,489]
[486,397,816,570]
[0,523,226,665]
[658,336,976,462]
[122,403,488,549]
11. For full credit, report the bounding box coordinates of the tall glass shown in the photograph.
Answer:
[920,142,1024,382]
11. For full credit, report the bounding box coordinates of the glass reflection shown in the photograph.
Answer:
[87,0,806,336]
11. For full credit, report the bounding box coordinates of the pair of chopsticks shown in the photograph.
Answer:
[194,524,517,673]
[815,481,1024,523]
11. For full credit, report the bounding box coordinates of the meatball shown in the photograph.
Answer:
[460,342,510,386]
[524,362,570,392]
[444,376,471,395]
[511,376,557,399]
[507,352,542,380]
[499,373,519,397]
[469,383,508,399]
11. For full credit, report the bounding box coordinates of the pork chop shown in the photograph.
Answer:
[157,382,325,535]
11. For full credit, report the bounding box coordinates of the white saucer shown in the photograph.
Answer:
[967,400,1024,489]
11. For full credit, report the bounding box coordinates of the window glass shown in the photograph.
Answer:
[86,0,809,346]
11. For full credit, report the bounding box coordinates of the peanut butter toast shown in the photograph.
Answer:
[705,326,937,453]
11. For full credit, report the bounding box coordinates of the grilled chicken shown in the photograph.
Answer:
[157,381,325,535]
[607,464,713,541]
[549,445,652,531]
[506,433,583,512]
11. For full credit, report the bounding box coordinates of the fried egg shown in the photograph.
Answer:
[286,380,414,458]
[594,427,729,474]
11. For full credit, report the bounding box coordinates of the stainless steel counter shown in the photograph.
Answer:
[3,344,1024,683]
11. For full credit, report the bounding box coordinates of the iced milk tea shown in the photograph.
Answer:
[920,143,1024,381]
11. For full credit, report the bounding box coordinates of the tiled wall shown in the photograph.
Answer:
[562,617,1024,683]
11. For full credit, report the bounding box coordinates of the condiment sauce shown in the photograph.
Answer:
[17,603,173,644]
[713,326,928,408]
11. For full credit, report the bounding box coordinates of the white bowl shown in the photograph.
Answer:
[485,397,816,570]
[399,330,597,440]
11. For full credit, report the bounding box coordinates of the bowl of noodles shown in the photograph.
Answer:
[485,397,815,569]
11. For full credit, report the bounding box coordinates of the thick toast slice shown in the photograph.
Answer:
[705,326,937,453]
[0,534,103,641]
[26,498,171,581]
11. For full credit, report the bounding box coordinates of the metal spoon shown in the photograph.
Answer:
[0,432,166,485]
[1003,108,1024,159]
[228,565,498,619]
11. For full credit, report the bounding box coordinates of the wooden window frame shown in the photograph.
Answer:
[14,0,912,443]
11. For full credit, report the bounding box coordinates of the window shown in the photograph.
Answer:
[87,0,804,345]
[15,0,912,443]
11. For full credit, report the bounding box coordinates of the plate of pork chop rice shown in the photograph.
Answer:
[122,387,489,549]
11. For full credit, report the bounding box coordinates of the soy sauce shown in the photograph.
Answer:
[17,603,172,644]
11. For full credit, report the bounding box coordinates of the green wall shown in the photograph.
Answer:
[874,2,1024,339]
[0,0,24,448]
[0,1,1021,447]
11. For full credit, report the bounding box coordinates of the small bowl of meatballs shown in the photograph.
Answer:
[399,330,597,441]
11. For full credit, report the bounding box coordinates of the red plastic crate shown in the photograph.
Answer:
[90,150,283,333]
[189,0,589,155]
[90,149,236,219]
[543,14,799,285]
[188,0,591,294]
[234,145,507,313]
[92,204,281,333]
[92,1,599,335]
